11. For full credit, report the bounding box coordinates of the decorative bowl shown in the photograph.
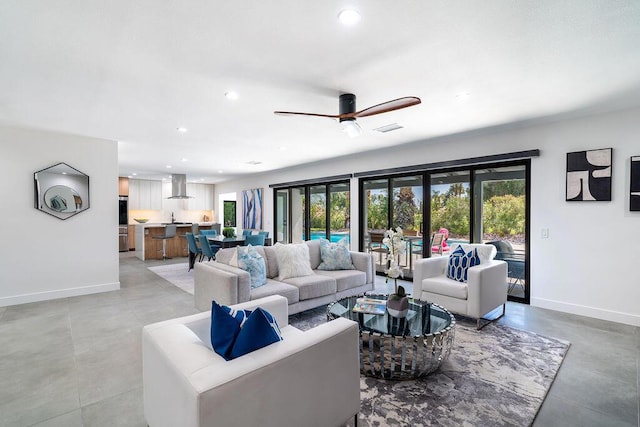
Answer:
[134,218,149,223]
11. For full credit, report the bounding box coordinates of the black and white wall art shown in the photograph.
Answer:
[566,148,612,201]
[631,156,640,211]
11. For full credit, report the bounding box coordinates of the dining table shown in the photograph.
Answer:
[207,236,272,248]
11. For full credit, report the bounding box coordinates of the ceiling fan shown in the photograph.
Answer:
[274,93,421,137]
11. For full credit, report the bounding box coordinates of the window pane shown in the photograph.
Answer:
[475,166,527,299]
[309,185,326,240]
[362,178,389,273]
[391,175,423,278]
[430,171,470,247]
[275,189,288,243]
[291,186,305,243]
[329,182,350,244]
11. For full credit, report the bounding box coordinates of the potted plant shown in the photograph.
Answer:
[387,285,409,318]
[222,227,236,238]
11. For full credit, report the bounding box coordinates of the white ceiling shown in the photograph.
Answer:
[2,1,640,183]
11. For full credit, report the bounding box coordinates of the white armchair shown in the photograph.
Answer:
[143,295,360,427]
[413,244,508,329]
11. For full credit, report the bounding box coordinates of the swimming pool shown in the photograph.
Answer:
[305,231,350,244]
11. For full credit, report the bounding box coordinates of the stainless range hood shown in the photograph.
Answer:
[167,174,193,199]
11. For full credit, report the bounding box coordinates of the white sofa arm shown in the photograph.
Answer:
[466,260,508,319]
[143,302,360,427]
[413,256,448,286]
[350,251,375,284]
[194,262,251,311]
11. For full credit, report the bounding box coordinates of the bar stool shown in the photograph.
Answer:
[153,224,176,260]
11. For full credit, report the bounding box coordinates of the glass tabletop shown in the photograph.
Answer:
[327,294,452,337]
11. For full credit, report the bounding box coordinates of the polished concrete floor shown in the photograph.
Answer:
[0,253,638,426]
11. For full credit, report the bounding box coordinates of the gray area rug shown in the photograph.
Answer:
[150,263,570,426]
[148,263,194,294]
[290,307,569,427]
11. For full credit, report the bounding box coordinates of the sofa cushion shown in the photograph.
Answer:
[422,276,468,300]
[305,240,322,270]
[210,302,283,361]
[314,269,366,292]
[214,247,236,265]
[250,280,300,305]
[274,243,314,280]
[283,275,337,300]
[446,246,480,282]
[237,245,267,289]
[317,238,354,271]
[261,246,279,279]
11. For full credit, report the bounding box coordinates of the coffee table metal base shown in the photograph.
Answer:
[359,323,455,380]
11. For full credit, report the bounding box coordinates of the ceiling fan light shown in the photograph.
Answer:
[340,119,362,138]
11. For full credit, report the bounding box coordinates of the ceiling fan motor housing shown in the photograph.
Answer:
[339,93,356,122]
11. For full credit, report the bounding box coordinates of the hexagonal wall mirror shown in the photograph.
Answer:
[34,162,90,220]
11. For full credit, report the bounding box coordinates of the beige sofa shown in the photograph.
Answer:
[194,240,375,314]
[143,295,361,427]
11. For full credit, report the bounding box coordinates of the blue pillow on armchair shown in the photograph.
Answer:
[210,301,282,361]
[446,245,480,283]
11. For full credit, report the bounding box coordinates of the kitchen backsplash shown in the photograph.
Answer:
[129,209,214,224]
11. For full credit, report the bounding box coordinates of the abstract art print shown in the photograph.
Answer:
[566,148,612,201]
[631,156,640,211]
[242,188,263,229]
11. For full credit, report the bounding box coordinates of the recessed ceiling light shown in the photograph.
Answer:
[166,165,172,169]
[455,92,471,101]
[218,170,223,174]
[181,158,188,162]
[338,9,361,26]
[127,175,132,178]
[132,172,137,176]
[176,127,188,133]
[279,146,287,151]
[225,91,239,100]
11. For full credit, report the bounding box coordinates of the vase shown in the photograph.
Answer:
[386,295,409,318]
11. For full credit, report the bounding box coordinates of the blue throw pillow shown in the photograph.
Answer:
[229,307,283,359]
[446,246,480,283]
[317,238,354,271]
[237,245,267,288]
[210,301,282,361]
[210,302,243,360]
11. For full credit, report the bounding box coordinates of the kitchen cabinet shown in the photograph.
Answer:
[118,177,129,196]
[129,179,162,210]
[128,225,136,250]
[187,183,214,210]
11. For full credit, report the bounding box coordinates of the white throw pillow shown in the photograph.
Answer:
[274,243,314,280]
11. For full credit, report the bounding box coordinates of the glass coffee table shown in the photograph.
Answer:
[327,294,455,380]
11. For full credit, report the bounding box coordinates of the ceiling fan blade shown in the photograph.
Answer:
[348,96,421,118]
[274,110,340,119]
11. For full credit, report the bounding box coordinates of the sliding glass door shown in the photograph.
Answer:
[273,180,350,245]
[360,161,529,303]
[474,165,528,301]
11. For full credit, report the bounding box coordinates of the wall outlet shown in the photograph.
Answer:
[541,228,549,239]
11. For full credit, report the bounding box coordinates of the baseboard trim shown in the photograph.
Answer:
[0,282,121,307]
[531,297,640,327]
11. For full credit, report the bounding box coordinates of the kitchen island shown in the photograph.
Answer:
[134,223,220,260]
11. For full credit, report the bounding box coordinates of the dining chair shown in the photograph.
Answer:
[186,232,202,271]
[198,234,220,261]
[244,234,266,246]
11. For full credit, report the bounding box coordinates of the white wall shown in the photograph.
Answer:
[216,107,640,326]
[0,126,119,306]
